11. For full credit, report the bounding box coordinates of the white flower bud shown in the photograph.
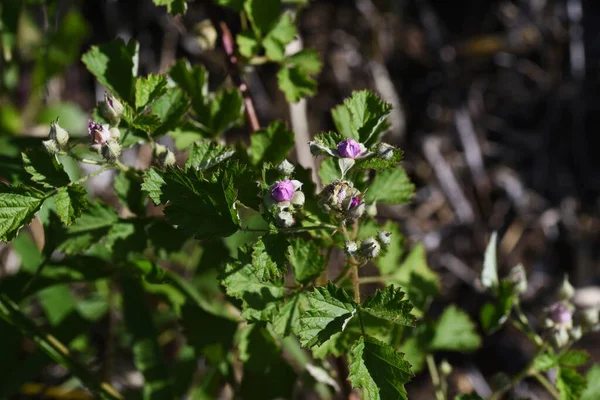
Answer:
[557,274,575,300]
[569,326,582,341]
[360,237,381,259]
[345,241,359,257]
[507,264,527,295]
[377,231,392,246]
[43,139,59,154]
[154,144,175,167]
[109,127,121,142]
[49,119,69,149]
[276,211,295,228]
[102,141,122,162]
[277,159,295,177]
[439,360,453,376]
[551,327,570,348]
[376,142,395,160]
[99,92,124,125]
[291,191,305,207]
[366,201,377,217]
[581,307,600,328]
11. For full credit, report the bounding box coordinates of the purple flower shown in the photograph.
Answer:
[271,180,295,202]
[88,120,111,145]
[349,196,361,208]
[548,302,572,325]
[337,139,362,159]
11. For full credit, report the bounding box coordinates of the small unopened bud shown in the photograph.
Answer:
[547,302,573,328]
[581,307,600,328]
[345,241,359,257]
[551,327,570,348]
[102,141,122,162]
[360,237,381,259]
[557,274,575,300]
[109,127,121,142]
[99,92,124,125]
[440,360,453,376]
[377,231,392,246]
[337,139,363,159]
[43,139,59,154]
[277,159,295,177]
[291,191,305,207]
[49,118,69,149]
[276,211,295,228]
[366,201,377,217]
[154,144,175,167]
[569,326,582,341]
[376,142,395,160]
[507,264,527,295]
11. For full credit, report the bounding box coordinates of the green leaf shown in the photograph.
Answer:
[430,306,481,351]
[288,238,325,284]
[273,292,304,337]
[0,184,45,242]
[155,168,240,239]
[55,184,88,226]
[534,352,559,372]
[356,147,404,171]
[249,121,294,165]
[244,0,280,37]
[215,0,244,11]
[263,13,297,62]
[141,168,166,205]
[359,220,405,276]
[81,39,138,106]
[348,336,414,400]
[38,285,77,326]
[208,88,244,136]
[365,167,414,205]
[114,170,147,215]
[479,281,514,333]
[557,367,587,400]
[298,282,356,347]
[22,149,70,189]
[332,90,391,145]
[135,74,167,110]
[481,232,499,290]
[582,364,600,400]
[237,31,260,58]
[169,60,208,117]
[277,65,318,103]
[122,277,173,399]
[227,161,261,210]
[286,49,322,74]
[185,141,235,171]
[559,350,590,367]
[318,158,342,185]
[152,0,187,14]
[220,240,285,321]
[398,337,426,373]
[361,286,416,326]
[150,87,191,138]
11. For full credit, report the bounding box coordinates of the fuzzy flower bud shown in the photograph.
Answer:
[507,264,527,295]
[360,237,381,259]
[99,92,124,125]
[88,120,111,145]
[271,180,296,202]
[154,144,175,168]
[376,142,395,160]
[43,139,59,154]
[102,141,122,162]
[557,274,575,300]
[551,327,570,348]
[581,307,600,328]
[291,191,305,207]
[276,211,295,228]
[277,159,295,177]
[49,118,69,149]
[547,302,573,328]
[337,139,362,159]
[440,360,453,376]
[377,231,392,246]
[345,241,359,257]
[109,127,121,142]
[569,326,582,341]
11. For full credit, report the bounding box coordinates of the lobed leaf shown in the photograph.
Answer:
[22,149,70,189]
[249,121,294,165]
[55,184,89,226]
[365,167,415,205]
[361,286,416,326]
[0,185,45,242]
[288,238,325,284]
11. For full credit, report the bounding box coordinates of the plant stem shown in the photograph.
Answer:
[426,355,445,400]
[532,371,560,399]
[351,264,360,303]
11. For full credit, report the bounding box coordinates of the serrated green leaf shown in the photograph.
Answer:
[318,157,341,185]
[277,65,318,103]
[185,141,235,171]
[430,305,481,351]
[55,184,88,226]
[273,293,303,337]
[114,170,146,215]
[150,87,191,138]
[244,0,280,37]
[169,60,208,117]
[557,367,587,400]
[208,88,243,136]
[220,240,285,321]
[38,285,77,326]
[365,167,414,205]
[398,337,426,373]
[65,201,119,233]
[227,161,261,210]
[81,39,138,106]
[0,185,45,242]
[581,364,600,400]
[482,232,499,290]
[135,74,167,110]
[249,121,294,165]
[152,0,187,14]
[480,280,514,333]
[361,286,416,326]
[156,168,239,239]
[263,13,297,62]
[288,238,325,284]
[348,336,413,400]
[141,168,166,205]
[22,149,70,189]
[559,350,590,367]
[356,147,403,171]
[237,31,260,58]
[122,277,174,399]
[534,352,559,372]
[332,90,391,145]
[286,49,322,74]
[298,283,356,347]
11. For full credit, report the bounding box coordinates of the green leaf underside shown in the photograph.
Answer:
[135,74,167,110]
[348,336,413,400]
[298,283,356,348]
[361,286,416,326]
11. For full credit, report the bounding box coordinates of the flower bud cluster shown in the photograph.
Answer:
[262,166,305,228]
[43,118,70,154]
[86,92,126,162]
[154,144,176,168]
[99,92,124,125]
[344,230,391,260]
[542,275,587,348]
[318,180,365,222]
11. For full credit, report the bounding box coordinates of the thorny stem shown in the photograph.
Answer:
[426,355,446,400]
